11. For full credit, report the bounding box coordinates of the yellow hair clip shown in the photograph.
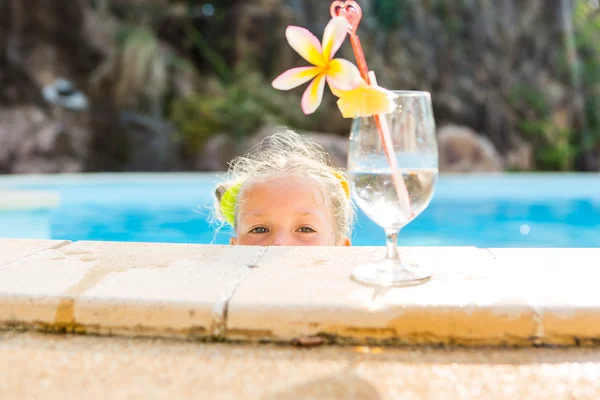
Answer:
[333,171,351,199]
[220,182,242,226]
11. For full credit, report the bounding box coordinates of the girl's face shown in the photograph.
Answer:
[231,175,350,246]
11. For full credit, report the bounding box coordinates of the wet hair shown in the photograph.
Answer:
[214,129,355,239]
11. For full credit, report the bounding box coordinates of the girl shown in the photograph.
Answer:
[214,129,354,246]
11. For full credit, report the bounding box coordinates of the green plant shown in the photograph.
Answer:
[169,76,267,152]
[372,0,406,31]
[168,18,277,152]
[510,84,577,171]
[573,0,600,164]
[509,86,551,117]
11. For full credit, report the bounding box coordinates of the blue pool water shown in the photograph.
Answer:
[0,173,599,248]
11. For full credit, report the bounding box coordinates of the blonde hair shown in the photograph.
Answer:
[214,129,355,239]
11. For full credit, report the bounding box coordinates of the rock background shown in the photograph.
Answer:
[0,0,598,174]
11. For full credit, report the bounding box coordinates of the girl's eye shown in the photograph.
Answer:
[249,227,269,234]
[297,226,316,233]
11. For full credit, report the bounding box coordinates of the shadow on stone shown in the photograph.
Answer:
[260,368,381,400]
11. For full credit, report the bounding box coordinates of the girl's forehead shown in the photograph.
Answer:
[244,174,321,191]
[240,175,331,207]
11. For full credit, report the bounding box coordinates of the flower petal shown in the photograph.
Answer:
[301,73,326,114]
[329,80,349,98]
[286,26,325,67]
[334,81,398,118]
[272,66,321,90]
[322,16,349,61]
[326,58,362,91]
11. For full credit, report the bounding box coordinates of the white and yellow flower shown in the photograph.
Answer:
[272,17,362,115]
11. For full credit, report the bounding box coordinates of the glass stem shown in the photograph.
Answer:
[385,229,400,262]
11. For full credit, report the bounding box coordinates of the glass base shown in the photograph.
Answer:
[351,261,432,288]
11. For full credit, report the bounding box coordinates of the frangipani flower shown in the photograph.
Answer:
[272,17,362,115]
[330,78,398,118]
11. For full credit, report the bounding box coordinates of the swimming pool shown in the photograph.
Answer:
[0,173,598,248]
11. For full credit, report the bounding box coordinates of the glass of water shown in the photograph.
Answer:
[347,90,439,287]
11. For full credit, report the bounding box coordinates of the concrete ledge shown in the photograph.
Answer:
[0,239,599,347]
[0,239,70,265]
[0,240,264,339]
[227,246,535,346]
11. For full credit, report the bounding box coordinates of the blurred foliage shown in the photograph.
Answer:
[509,85,577,171]
[103,2,313,152]
[574,0,600,157]
[372,0,405,31]
[113,25,168,116]
[510,86,551,117]
[180,16,232,85]
[169,72,267,152]
[507,0,600,171]
[169,64,322,152]
[89,0,600,170]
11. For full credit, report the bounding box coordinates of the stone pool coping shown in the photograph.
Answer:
[0,238,598,347]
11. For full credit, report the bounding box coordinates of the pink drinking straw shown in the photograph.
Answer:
[330,1,414,217]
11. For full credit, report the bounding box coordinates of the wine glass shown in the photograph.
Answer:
[347,90,439,287]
